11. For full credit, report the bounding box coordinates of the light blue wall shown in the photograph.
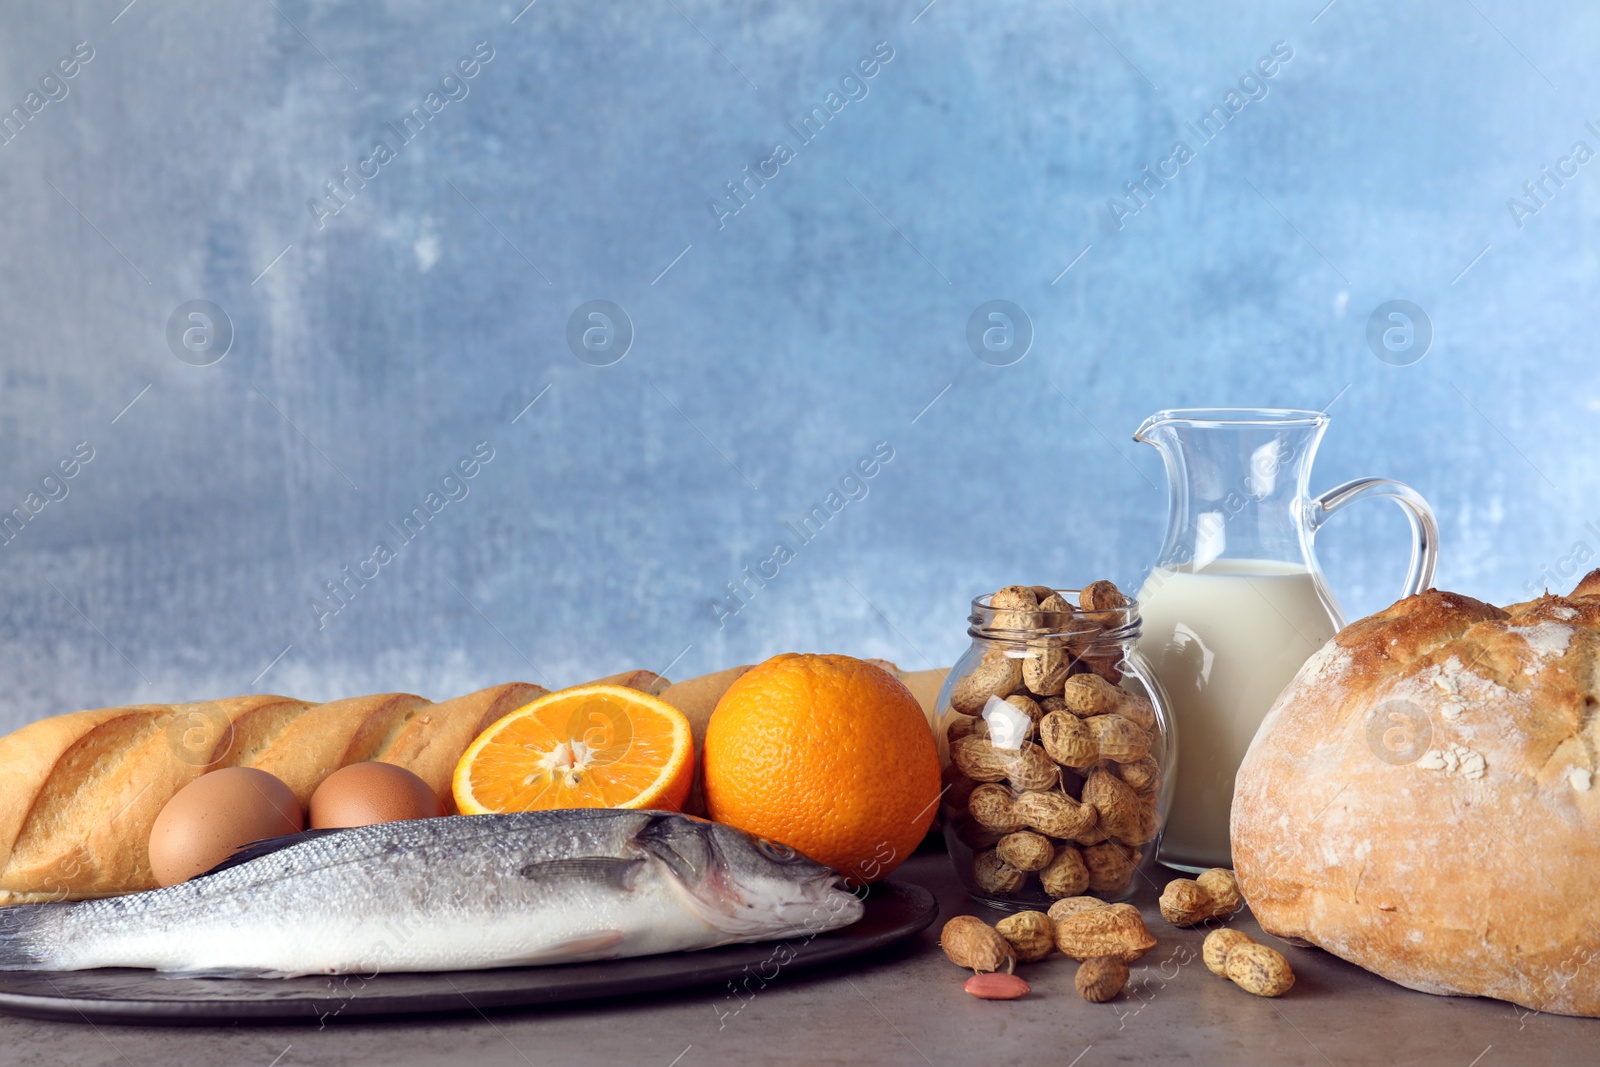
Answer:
[0,0,1594,730]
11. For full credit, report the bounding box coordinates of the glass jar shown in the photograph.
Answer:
[936,586,1174,909]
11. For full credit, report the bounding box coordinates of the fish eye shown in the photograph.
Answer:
[756,838,797,862]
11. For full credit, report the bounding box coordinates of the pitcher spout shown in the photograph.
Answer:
[1132,410,1180,446]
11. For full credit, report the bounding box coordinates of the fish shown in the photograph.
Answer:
[0,810,865,978]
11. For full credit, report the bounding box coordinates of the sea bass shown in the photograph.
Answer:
[0,811,864,977]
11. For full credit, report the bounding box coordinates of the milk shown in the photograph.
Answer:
[1135,559,1341,870]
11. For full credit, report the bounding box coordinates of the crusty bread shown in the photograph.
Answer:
[1232,572,1600,1017]
[659,665,752,815]
[0,684,546,904]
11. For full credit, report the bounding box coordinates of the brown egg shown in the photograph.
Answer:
[309,761,443,829]
[148,767,304,887]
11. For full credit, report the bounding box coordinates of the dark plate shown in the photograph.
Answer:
[0,880,936,1026]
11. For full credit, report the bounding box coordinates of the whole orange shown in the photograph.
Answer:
[702,653,940,884]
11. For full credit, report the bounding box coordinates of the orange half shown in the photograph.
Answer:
[453,684,694,815]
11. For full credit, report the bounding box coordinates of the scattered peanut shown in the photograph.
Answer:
[995,911,1057,963]
[1201,929,1294,996]
[940,915,1016,974]
[1052,902,1156,962]
[963,972,1031,1000]
[1197,868,1243,914]
[1202,929,1255,977]
[1224,942,1295,997]
[1160,869,1242,926]
[1074,955,1130,1002]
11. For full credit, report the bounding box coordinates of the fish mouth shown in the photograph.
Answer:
[692,866,865,940]
[769,871,866,936]
[632,815,865,941]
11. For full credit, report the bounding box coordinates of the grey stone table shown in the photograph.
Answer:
[1,849,1591,1066]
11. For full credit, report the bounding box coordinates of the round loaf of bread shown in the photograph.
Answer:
[1233,570,1600,1017]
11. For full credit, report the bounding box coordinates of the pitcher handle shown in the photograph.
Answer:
[1305,478,1439,597]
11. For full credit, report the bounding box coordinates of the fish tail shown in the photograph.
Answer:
[0,903,55,969]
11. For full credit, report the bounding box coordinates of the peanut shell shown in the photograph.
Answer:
[1117,756,1161,793]
[1082,765,1153,844]
[1038,711,1097,769]
[1158,879,1215,927]
[991,585,1040,632]
[1001,693,1043,723]
[940,915,1015,973]
[1082,841,1141,893]
[1225,942,1295,997]
[1203,928,1255,977]
[1085,714,1151,764]
[950,650,1023,715]
[967,783,1027,833]
[972,849,1027,895]
[996,831,1055,872]
[1057,673,1122,718]
[952,739,1060,791]
[1047,896,1107,923]
[1022,644,1070,697]
[1013,789,1097,839]
[1078,580,1128,611]
[1038,844,1090,898]
[1038,590,1073,618]
[1075,956,1130,1002]
[1196,868,1242,914]
[1053,902,1155,962]
[995,911,1056,963]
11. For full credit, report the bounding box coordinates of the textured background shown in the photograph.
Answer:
[0,0,1593,731]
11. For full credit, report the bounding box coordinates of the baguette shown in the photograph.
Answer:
[0,684,549,903]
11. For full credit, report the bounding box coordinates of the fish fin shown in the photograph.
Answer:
[513,930,627,964]
[191,828,354,881]
[516,857,646,892]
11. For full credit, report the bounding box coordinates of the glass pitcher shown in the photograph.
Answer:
[1132,407,1437,872]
